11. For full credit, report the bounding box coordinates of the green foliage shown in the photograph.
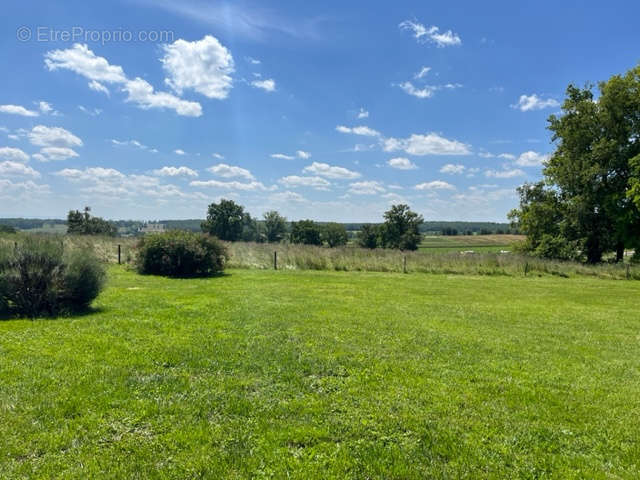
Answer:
[290,219,323,246]
[0,224,17,234]
[322,223,348,248]
[512,65,640,263]
[67,207,117,236]
[201,199,256,242]
[380,204,424,251]
[263,210,287,243]
[135,230,227,277]
[0,237,105,316]
[356,224,379,249]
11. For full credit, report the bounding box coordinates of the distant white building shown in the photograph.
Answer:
[139,222,166,234]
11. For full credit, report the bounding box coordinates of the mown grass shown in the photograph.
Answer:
[1,267,639,478]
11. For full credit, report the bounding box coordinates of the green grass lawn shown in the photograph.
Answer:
[1,267,639,478]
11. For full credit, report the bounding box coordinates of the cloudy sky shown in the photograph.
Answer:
[1,1,638,221]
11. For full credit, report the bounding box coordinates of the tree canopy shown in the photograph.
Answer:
[510,64,640,263]
[201,199,253,242]
[67,207,116,236]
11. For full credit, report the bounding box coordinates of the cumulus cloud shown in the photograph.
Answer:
[212,152,225,159]
[0,179,50,198]
[348,180,385,195]
[296,150,311,159]
[269,191,306,203]
[399,20,462,47]
[484,168,525,178]
[279,175,331,190]
[152,166,198,177]
[28,125,83,148]
[161,35,234,99]
[88,80,109,95]
[271,153,295,160]
[439,164,465,174]
[383,132,471,156]
[387,157,417,170]
[174,149,186,155]
[357,108,369,119]
[45,43,202,117]
[0,161,40,177]
[303,162,360,179]
[34,147,80,161]
[0,147,30,162]
[207,163,254,180]
[0,104,39,117]
[415,180,455,191]
[190,179,271,191]
[335,125,381,137]
[512,94,560,112]
[251,78,276,92]
[396,82,437,99]
[515,151,550,167]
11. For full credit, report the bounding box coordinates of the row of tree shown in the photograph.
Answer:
[510,64,640,263]
[201,199,425,250]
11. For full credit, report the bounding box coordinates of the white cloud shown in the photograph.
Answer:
[515,151,550,167]
[440,164,465,174]
[269,191,306,203]
[161,35,234,100]
[38,101,52,114]
[152,166,198,177]
[384,132,471,156]
[251,78,276,92]
[336,125,381,137]
[387,157,417,170]
[35,147,79,161]
[279,175,331,190]
[28,125,83,148]
[415,180,455,191]
[414,66,431,79]
[0,179,50,198]
[0,104,39,117]
[174,149,186,155]
[122,77,202,117]
[0,147,30,162]
[45,43,202,117]
[246,56,261,65]
[349,180,385,195]
[190,179,271,191]
[357,107,369,119]
[212,152,224,159]
[0,161,40,177]
[88,80,109,95]
[485,168,525,178]
[512,94,560,112]
[399,20,462,47]
[303,162,360,179]
[78,105,102,116]
[498,153,516,160]
[207,163,254,180]
[271,153,295,160]
[296,150,311,159]
[396,82,436,99]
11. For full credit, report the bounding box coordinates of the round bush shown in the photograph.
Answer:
[135,231,227,277]
[0,237,106,317]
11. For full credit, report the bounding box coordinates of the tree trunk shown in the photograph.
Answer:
[616,241,625,263]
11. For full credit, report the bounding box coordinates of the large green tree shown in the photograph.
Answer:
[380,204,424,251]
[263,210,287,243]
[290,220,323,246]
[201,199,253,242]
[67,207,116,236]
[322,223,348,248]
[510,65,640,263]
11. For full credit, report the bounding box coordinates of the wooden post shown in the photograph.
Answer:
[274,251,277,270]
[118,244,121,265]
[403,255,407,274]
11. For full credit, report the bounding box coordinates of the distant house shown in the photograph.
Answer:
[138,222,166,234]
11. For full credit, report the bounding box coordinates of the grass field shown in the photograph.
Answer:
[1,267,639,478]
[418,234,523,253]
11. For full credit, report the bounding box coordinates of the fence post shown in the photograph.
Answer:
[118,244,121,265]
[274,251,277,270]
[403,255,407,274]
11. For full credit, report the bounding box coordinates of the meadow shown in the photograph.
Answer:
[1,266,639,478]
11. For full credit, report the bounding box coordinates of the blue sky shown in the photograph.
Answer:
[0,0,638,221]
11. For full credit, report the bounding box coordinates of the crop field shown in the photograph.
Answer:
[418,234,524,253]
[1,266,640,478]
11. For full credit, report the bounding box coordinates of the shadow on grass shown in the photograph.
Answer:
[139,271,233,280]
[0,305,107,322]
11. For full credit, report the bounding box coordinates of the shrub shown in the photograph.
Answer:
[135,231,227,277]
[0,237,106,317]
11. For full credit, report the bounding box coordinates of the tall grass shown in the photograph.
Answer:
[1,233,638,280]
